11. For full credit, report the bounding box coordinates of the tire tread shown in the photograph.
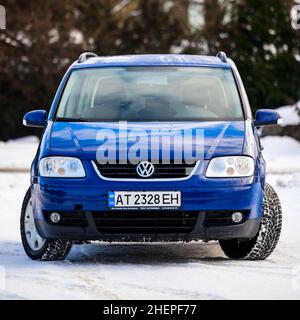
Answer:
[219,183,282,260]
[20,187,73,261]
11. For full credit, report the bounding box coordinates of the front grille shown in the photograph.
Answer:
[93,210,199,233]
[43,211,88,227]
[94,161,196,179]
[204,211,249,227]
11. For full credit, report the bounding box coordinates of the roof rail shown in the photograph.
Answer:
[77,52,98,63]
[216,51,228,63]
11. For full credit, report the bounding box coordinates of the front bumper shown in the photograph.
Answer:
[35,211,260,241]
[31,161,263,241]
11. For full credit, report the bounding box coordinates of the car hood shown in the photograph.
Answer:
[49,121,245,161]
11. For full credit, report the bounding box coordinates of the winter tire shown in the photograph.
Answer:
[219,183,282,260]
[20,187,73,261]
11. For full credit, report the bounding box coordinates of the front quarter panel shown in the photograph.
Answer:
[30,121,53,183]
[243,119,265,187]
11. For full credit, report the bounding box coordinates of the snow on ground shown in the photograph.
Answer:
[0,136,300,299]
[261,136,300,173]
[0,172,299,300]
[0,136,39,172]
[275,104,299,126]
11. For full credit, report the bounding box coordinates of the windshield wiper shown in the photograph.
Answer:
[56,117,92,122]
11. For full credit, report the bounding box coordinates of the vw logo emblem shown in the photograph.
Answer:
[136,161,155,178]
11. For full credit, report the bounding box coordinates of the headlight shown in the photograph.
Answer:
[39,157,86,178]
[206,156,254,178]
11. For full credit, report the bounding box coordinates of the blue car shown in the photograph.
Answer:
[21,52,282,261]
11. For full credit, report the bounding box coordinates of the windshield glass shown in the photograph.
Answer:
[56,67,243,121]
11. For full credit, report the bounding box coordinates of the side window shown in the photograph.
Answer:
[57,74,78,118]
[77,76,98,116]
[57,72,98,118]
[222,73,243,118]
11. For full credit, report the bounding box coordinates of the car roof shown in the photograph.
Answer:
[71,54,231,70]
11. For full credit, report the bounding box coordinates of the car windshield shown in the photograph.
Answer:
[56,67,244,121]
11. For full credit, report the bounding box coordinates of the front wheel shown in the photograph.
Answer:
[219,183,282,260]
[20,187,73,261]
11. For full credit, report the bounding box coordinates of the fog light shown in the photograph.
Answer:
[231,212,243,224]
[50,212,61,224]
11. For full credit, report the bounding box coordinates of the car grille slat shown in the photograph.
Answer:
[94,161,196,179]
[93,210,198,234]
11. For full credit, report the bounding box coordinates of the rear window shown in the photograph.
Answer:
[56,67,244,121]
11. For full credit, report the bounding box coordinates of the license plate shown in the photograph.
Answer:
[108,191,181,209]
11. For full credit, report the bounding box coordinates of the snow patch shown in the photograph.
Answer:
[0,172,299,299]
[275,105,299,126]
[261,136,300,173]
[0,136,39,171]
[7,135,39,144]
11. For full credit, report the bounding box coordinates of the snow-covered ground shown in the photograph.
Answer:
[275,103,300,126]
[0,136,39,172]
[261,136,300,173]
[0,172,299,299]
[0,136,300,299]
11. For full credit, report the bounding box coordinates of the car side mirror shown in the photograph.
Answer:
[254,109,282,127]
[23,110,47,128]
